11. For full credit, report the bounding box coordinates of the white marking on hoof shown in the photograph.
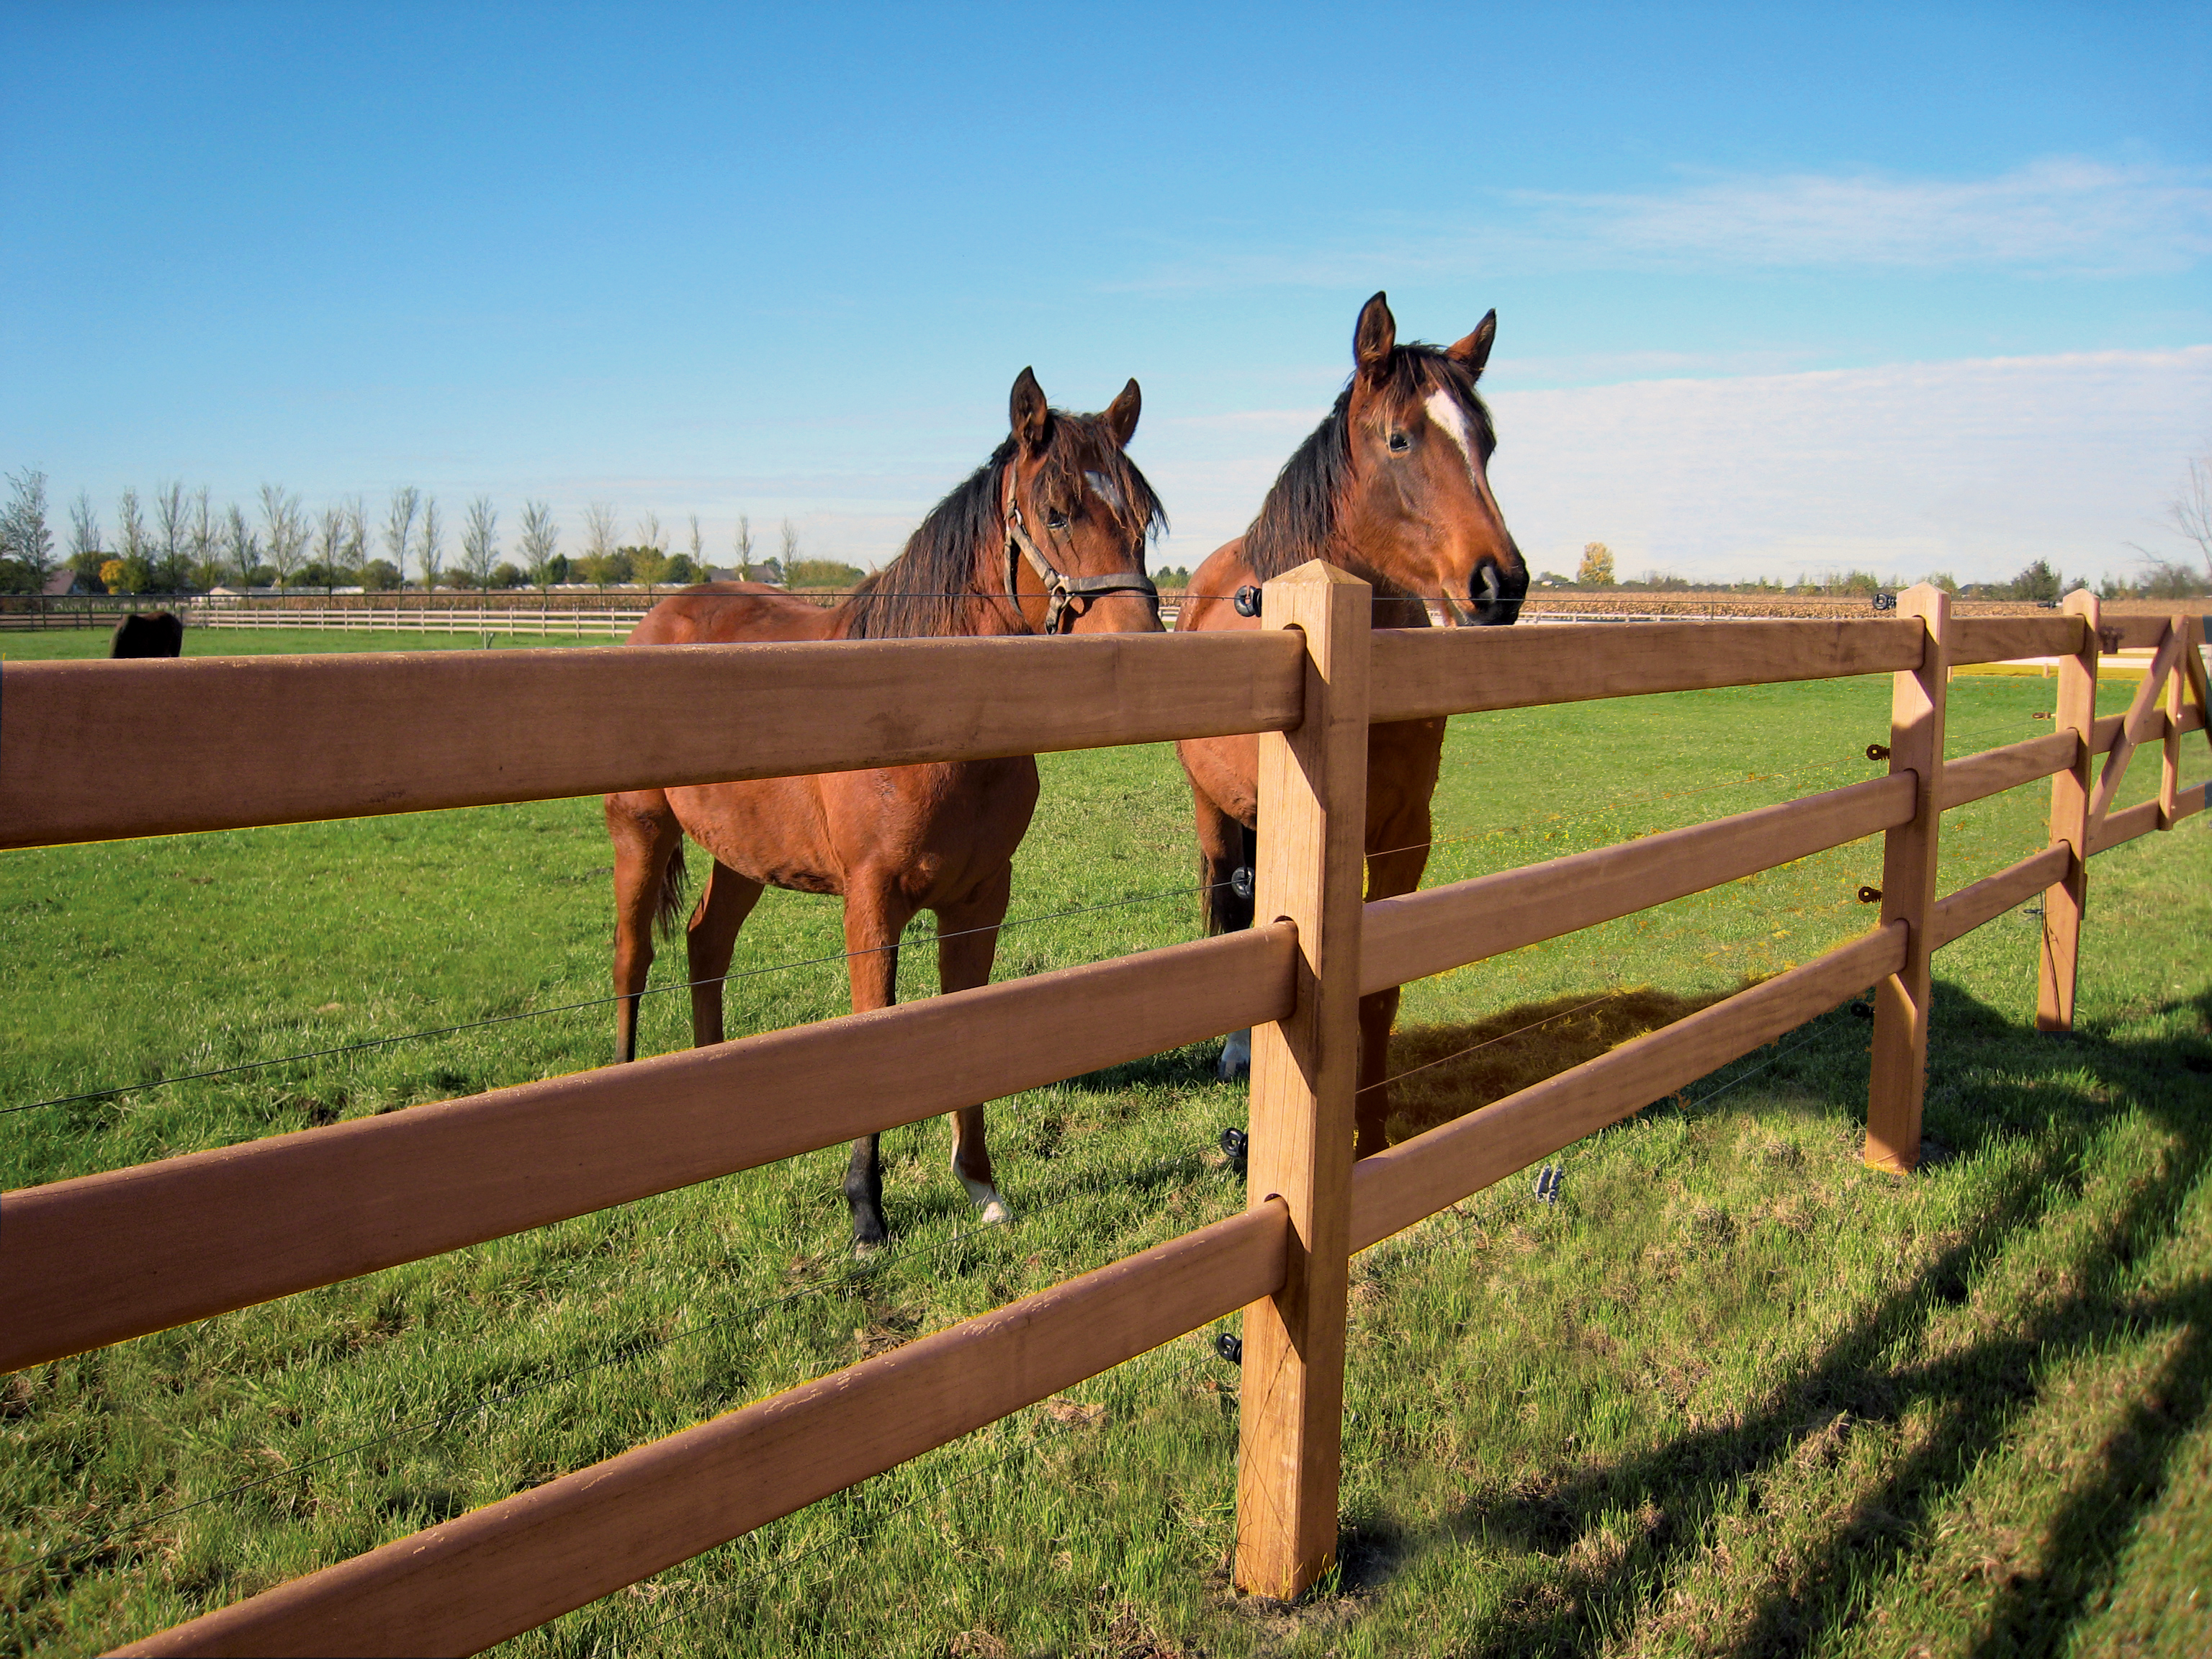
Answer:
[1218,1028,1252,1082]
[958,1171,1014,1226]
[853,1238,883,1260]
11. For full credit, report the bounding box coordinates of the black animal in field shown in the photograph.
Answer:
[109,612,184,658]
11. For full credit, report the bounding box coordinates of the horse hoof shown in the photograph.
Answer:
[1217,1029,1252,1083]
[853,1238,882,1259]
[959,1172,1012,1226]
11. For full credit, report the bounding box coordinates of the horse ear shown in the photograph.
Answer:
[1104,378,1141,447]
[1447,310,1498,377]
[1354,292,1395,379]
[1010,367,1051,454]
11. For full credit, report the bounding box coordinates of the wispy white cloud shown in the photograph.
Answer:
[1524,158,2212,276]
[1120,157,2212,290]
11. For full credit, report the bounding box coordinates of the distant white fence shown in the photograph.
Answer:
[183,600,653,639]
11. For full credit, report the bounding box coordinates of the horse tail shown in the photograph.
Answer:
[654,839,691,940]
[1201,819,1259,936]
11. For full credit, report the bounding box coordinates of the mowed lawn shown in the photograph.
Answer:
[1,624,2207,1657]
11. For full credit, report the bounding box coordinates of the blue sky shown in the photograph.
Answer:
[4,1,2208,584]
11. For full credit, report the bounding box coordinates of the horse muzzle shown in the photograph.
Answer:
[1467,558,1527,626]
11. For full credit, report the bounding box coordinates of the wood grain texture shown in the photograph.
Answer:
[0,630,1305,850]
[1,925,1297,1374]
[2163,626,2188,829]
[2038,592,2100,1033]
[1930,846,2072,950]
[1947,616,2085,667]
[2085,622,2185,826]
[1367,618,1925,722]
[1236,564,1370,1601]
[2088,798,2163,855]
[1938,733,2076,810]
[2105,613,2194,651]
[1359,774,1914,996]
[1866,586,1948,1175]
[1349,926,1908,1254]
[119,1202,1291,1658]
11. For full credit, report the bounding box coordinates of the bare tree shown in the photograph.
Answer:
[688,512,703,565]
[66,490,102,569]
[518,499,559,590]
[460,495,500,591]
[259,484,308,588]
[631,508,668,592]
[315,505,347,592]
[583,501,619,587]
[2172,454,2212,583]
[116,487,150,567]
[416,496,445,589]
[780,518,800,567]
[733,512,752,577]
[384,486,421,583]
[343,495,369,577]
[223,503,259,586]
[154,481,188,591]
[1,468,56,587]
[189,488,216,585]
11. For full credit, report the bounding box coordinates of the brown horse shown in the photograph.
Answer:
[1175,292,1527,1155]
[606,369,1164,1248]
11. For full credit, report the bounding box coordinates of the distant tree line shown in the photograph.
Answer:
[0,475,847,598]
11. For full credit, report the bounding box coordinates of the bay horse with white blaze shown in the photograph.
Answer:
[606,369,1164,1249]
[1176,292,1527,1156]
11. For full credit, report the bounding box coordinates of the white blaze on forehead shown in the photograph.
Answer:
[1084,469,1125,514]
[1424,389,1480,478]
[1424,387,1506,524]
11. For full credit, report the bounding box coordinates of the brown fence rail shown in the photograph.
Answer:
[1,578,2203,1656]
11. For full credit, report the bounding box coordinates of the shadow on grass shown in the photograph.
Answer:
[1382,987,1735,1146]
[1344,979,2212,1658]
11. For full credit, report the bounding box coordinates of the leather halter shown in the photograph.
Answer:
[1001,464,1158,634]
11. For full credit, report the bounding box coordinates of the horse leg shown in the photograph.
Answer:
[1195,786,1259,1082]
[935,866,1015,1226]
[606,790,683,1065]
[840,873,917,1251]
[685,859,765,1048]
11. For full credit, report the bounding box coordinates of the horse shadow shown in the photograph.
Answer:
[1330,979,2212,1658]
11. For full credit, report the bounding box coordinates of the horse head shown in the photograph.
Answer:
[1334,292,1527,626]
[1000,369,1166,636]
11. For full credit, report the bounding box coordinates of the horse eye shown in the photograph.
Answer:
[1046,509,1071,531]
[1387,431,1411,454]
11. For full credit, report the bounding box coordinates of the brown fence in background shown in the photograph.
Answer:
[0,577,2204,1655]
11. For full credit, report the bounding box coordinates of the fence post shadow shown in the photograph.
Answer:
[1327,978,2212,1657]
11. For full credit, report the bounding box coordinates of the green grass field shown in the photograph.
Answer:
[1,626,2206,1657]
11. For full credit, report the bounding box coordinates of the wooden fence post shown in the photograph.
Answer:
[1865,583,1948,1173]
[2159,614,2195,830]
[1235,560,1370,1601]
[2037,589,2100,1032]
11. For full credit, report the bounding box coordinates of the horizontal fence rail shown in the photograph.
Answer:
[119,1201,1292,1659]
[1367,616,1926,721]
[1360,773,1915,995]
[0,631,1305,849]
[0,925,1296,1373]
[1931,845,2074,950]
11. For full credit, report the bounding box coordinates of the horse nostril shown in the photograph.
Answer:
[1477,566,1503,606]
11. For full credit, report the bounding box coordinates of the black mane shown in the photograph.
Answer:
[842,412,1166,639]
[1241,344,1494,581]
